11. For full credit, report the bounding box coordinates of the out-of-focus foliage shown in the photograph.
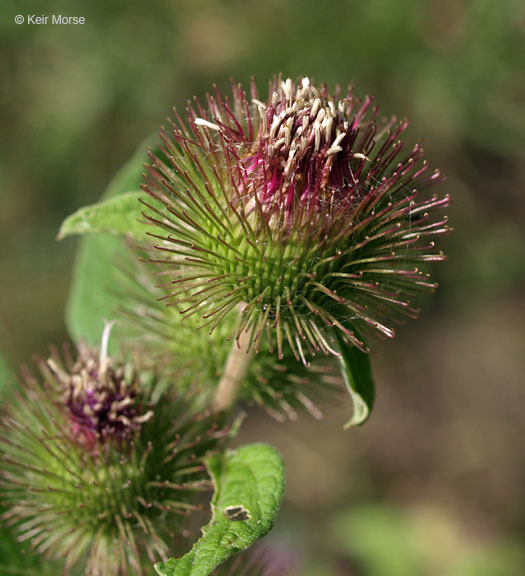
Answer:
[329,503,525,576]
[1,0,523,573]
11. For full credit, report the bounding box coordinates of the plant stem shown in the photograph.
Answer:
[213,328,253,412]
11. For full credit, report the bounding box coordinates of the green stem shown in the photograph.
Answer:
[213,328,253,412]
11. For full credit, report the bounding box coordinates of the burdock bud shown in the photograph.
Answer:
[143,76,450,364]
[0,334,229,575]
[49,334,153,448]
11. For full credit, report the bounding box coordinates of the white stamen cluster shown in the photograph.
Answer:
[255,77,351,170]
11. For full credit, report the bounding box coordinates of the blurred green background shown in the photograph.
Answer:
[0,0,524,574]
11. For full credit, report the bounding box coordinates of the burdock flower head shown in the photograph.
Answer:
[143,76,450,364]
[48,328,153,448]
[0,331,229,575]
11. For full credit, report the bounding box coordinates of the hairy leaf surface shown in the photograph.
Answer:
[155,443,285,576]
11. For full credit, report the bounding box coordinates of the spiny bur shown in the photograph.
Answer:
[142,75,451,365]
[0,332,229,575]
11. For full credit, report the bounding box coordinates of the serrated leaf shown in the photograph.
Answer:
[58,192,146,240]
[155,443,285,576]
[334,332,375,428]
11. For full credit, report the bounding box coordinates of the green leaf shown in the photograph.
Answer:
[57,192,146,240]
[65,138,155,349]
[335,332,375,428]
[154,443,285,576]
[65,233,129,349]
